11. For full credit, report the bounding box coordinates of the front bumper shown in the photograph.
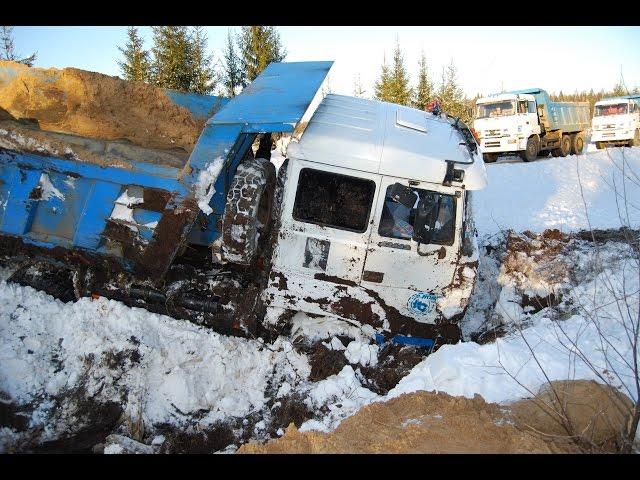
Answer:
[478,136,526,153]
[591,129,633,142]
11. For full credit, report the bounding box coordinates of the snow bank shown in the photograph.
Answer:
[0,275,310,447]
[475,147,640,235]
[388,243,639,405]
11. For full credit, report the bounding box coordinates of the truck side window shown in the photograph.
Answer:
[378,185,457,246]
[292,168,376,233]
[518,101,527,114]
[528,101,536,113]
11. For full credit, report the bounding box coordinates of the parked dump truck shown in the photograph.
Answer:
[0,60,487,347]
[591,94,640,149]
[473,88,590,163]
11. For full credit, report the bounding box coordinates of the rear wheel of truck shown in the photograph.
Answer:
[629,130,639,147]
[558,135,572,157]
[519,135,539,162]
[482,153,498,163]
[571,133,584,154]
[221,157,276,267]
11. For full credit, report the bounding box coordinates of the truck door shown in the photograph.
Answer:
[272,159,380,283]
[361,175,462,294]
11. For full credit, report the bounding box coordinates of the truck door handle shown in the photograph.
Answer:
[363,270,384,283]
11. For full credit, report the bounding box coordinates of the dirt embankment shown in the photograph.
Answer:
[239,380,634,454]
[0,60,205,152]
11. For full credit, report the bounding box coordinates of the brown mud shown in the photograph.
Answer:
[0,60,207,152]
[239,380,634,454]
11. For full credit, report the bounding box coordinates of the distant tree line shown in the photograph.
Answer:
[117,26,286,96]
[549,82,640,117]
[370,40,472,123]
[366,39,640,125]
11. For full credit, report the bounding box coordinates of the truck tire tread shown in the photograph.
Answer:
[221,158,276,266]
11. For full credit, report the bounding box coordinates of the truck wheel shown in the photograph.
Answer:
[596,142,604,150]
[571,133,584,154]
[520,136,539,162]
[559,135,572,157]
[630,130,639,147]
[221,157,276,266]
[482,153,498,163]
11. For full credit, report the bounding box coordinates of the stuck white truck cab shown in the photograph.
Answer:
[473,89,590,163]
[591,95,640,148]
[263,94,488,345]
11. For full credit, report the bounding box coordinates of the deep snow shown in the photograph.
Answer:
[474,146,640,235]
[1,146,639,452]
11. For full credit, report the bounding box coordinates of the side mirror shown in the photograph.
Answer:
[388,183,418,209]
[413,194,439,244]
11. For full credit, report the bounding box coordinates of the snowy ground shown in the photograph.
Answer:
[1,145,639,453]
[475,146,640,234]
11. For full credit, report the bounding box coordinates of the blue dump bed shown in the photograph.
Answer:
[0,61,333,281]
[510,88,590,133]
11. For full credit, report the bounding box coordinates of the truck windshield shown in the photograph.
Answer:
[594,103,628,116]
[475,101,516,119]
[379,186,456,246]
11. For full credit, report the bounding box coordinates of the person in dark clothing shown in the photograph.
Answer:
[427,97,442,116]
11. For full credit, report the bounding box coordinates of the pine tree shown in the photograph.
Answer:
[190,26,216,94]
[374,41,412,106]
[353,74,366,98]
[437,60,468,121]
[237,26,286,85]
[374,54,392,102]
[117,26,151,82]
[1,26,36,66]
[413,51,433,110]
[221,29,244,97]
[150,26,195,92]
[612,80,627,97]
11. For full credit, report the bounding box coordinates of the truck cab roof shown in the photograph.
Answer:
[595,96,640,106]
[288,94,487,190]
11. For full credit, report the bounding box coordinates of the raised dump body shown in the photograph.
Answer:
[0,61,331,281]
[474,88,590,162]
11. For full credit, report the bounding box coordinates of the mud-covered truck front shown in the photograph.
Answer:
[0,60,487,347]
[473,88,590,162]
[263,95,487,345]
[591,95,640,148]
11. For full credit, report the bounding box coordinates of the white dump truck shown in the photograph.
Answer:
[473,88,590,162]
[591,95,640,148]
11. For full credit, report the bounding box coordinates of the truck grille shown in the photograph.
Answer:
[485,129,502,137]
[484,141,501,147]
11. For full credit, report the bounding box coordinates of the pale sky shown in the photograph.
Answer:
[11,26,640,97]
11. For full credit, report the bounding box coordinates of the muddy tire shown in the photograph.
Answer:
[221,157,276,266]
[558,135,571,157]
[571,133,584,155]
[519,135,539,162]
[482,153,498,163]
[629,130,639,147]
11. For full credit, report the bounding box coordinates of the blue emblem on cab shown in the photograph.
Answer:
[407,292,438,316]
